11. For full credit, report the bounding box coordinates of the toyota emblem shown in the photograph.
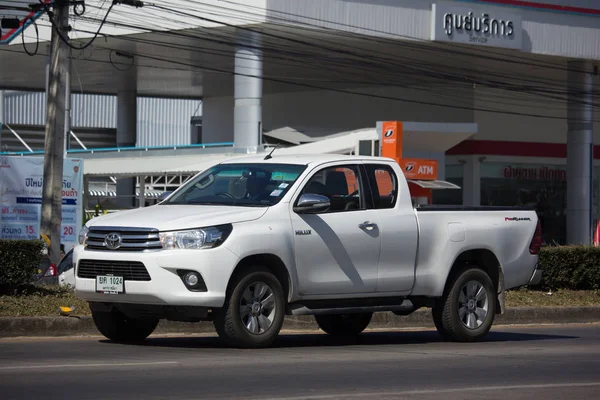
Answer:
[104,232,123,250]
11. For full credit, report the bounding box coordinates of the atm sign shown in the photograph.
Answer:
[398,159,438,180]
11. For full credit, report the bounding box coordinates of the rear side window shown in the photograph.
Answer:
[364,164,397,209]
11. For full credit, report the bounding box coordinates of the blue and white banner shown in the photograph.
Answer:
[0,156,83,252]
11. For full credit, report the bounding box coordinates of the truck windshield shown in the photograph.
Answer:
[163,163,307,207]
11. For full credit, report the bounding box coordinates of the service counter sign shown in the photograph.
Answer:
[0,156,83,251]
[431,3,523,50]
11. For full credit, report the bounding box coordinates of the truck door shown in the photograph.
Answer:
[290,163,380,295]
[363,162,418,293]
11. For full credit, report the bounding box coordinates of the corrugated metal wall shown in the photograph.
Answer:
[73,93,116,128]
[137,97,202,147]
[4,91,46,126]
[2,91,201,147]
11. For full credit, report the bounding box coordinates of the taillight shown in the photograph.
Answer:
[529,219,542,255]
[44,263,57,277]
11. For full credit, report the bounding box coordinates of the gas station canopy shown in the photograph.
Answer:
[77,122,476,178]
[408,180,461,189]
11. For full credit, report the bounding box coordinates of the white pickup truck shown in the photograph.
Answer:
[74,154,542,348]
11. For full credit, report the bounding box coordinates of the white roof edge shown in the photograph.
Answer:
[81,153,239,176]
[80,123,478,177]
[402,122,478,134]
[408,180,462,189]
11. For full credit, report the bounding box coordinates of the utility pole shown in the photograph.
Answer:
[0,90,5,150]
[65,50,71,156]
[40,1,69,265]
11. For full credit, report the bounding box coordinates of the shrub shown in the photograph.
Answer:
[0,239,45,293]
[539,245,600,290]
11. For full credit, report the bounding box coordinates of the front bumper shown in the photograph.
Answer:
[74,245,239,308]
[528,264,543,286]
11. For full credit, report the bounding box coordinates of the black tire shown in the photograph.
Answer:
[315,313,373,337]
[432,266,496,342]
[431,305,445,333]
[213,266,285,349]
[91,309,158,343]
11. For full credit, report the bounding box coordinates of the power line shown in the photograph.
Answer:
[53,1,595,95]
[11,1,600,120]
[127,2,600,98]
[91,42,600,121]
[76,3,600,108]
[45,18,600,118]
[71,10,588,93]
[54,25,567,113]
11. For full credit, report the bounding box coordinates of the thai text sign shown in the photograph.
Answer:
[0,156,83,251]
[431,3,523,50]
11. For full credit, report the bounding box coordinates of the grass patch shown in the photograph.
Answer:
[1,286,599,318]
[0,285,91,317]
[506,288,600,307]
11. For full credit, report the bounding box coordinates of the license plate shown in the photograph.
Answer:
[96,275,124,294]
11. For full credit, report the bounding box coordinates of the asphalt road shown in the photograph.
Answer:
[1,324,599,400]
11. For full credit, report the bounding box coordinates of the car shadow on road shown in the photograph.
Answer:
[119,328,579,350]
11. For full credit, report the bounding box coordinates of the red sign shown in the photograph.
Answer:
[398,159,438,180]
[381,121,403,161]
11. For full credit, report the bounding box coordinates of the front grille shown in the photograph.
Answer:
[86,226,162,252]
[77,260,151,281]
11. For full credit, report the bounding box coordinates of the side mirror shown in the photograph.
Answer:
[293,194,330,214]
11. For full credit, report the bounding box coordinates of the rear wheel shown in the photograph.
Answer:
[213,266,285,348]
[432,267,496,342]
[91,309,158,343]
[315,313,373,337]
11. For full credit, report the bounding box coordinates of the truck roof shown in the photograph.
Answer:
[219,153,397,166]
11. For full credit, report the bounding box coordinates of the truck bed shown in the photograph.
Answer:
[410,205,539,296]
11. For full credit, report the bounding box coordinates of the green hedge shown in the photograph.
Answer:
[539,245,600,290]
[0,239,45,292]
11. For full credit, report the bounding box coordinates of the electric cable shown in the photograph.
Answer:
[130,4,600,101]
[21,16,39,56]
[10,1,600,120]
[37,0,115,51]
[73,7,600,109]
[55,21,596,115]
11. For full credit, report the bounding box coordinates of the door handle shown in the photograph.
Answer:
[359,221,377,231]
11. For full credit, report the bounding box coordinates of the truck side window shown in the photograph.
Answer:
[364,164,397,209]
[301,165,363,212]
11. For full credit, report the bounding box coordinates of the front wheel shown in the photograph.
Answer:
[91,309,158,343]
[213,267,285,348]
[432,267,496,342]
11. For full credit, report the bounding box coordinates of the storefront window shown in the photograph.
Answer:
[435,160,600,245]
[480,163,569,245]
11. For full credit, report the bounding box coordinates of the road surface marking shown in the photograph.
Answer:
[0,361,178,371]
[260,382,600,400]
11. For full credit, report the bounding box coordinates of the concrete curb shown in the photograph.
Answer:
[1,307,599,338]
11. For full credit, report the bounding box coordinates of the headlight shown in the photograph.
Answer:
[159,224,232,250]
[78,225,89,245]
